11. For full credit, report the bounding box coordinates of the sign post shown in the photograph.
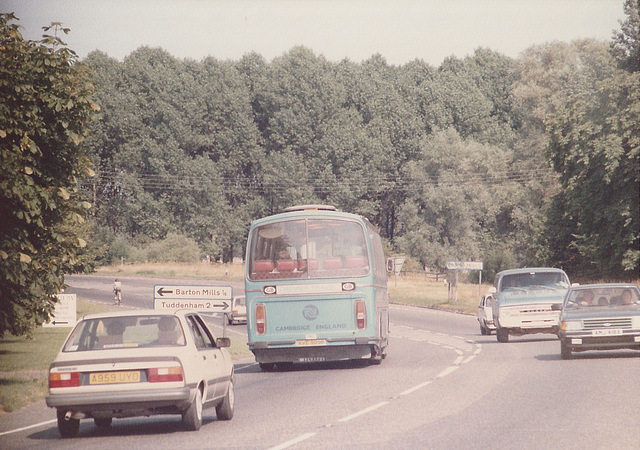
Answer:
[43,293,77,328]
[153,285,233,313]
[445,261,484,302]
[387,256,406,287]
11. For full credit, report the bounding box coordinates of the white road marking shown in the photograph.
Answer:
[0,419,56,436]
[268,432,317,450]
[338,401,389,422]
[462,354,477,364]
[435,365,460,378]
[399,380,433,396]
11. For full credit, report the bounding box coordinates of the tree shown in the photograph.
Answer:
[544,68,640,279]
[611,0,640,73]
[0,14,97,335]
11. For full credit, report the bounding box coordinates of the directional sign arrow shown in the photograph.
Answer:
[214,302,230,311]
[156,287,174,297]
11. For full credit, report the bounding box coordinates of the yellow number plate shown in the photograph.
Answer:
[90,371,141,385]
[296,339,326,346]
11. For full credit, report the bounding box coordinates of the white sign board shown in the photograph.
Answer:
[153,285,232,313]
[43,293,76,327]
[393,256,405,275]
[446,261,484,271]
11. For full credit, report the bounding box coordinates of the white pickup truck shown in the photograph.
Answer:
[491,267,570,343]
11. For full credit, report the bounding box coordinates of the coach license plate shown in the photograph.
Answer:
[90,371,141,384]
[592,329,623,336]
[296,339,326,346]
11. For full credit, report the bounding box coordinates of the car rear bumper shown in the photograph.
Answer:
[46,387,192,413]
[249,339,383,363]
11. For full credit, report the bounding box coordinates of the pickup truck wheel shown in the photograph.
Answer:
[560,342,572,360]
[496,328,509,343]
[480,323,488,335]
[57,409,80,438]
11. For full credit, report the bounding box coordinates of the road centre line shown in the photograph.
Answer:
[399,380,433,396]
[462,354,477,364]
[435,365,460,378]
[269,328,481,449]
[268,432,317,450]
[338,401,389,422]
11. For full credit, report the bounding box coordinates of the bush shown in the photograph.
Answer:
[146,233,201,263]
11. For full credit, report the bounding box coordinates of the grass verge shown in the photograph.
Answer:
[0,298,112,414]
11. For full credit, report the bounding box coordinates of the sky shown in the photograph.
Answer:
[2,0,628,66]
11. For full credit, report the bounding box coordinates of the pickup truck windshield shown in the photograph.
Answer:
[499,271,568,292]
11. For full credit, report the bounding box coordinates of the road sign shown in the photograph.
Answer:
[153,285,233,313]
[43,293,76,328]
[446,261,483,271]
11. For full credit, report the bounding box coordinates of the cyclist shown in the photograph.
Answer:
[113,278,122,305]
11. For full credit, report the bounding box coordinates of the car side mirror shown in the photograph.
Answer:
[551,303,562,311]
[216,337,231,348]
[488,287,497,294]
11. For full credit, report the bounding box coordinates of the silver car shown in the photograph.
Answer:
[225,295,247,325]
[46,309,235,437]
[478,292,496,335]
[554,283,640,359]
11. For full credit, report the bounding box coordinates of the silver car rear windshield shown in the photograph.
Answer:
[63,316,186,352]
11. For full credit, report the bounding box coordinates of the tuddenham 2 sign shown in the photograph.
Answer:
[153,285,233,313]
[445,261,484,271]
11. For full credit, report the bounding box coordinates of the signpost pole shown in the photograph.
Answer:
[445,261,484,303]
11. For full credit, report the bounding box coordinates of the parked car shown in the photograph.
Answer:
[46,309,234,438]
[225,295,247,325]
[492,267,570,343]
[478,292,496,335]
[553,283,640,359]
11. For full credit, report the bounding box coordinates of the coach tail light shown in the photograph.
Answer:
[255,303,267,335]
[355,299,366,330]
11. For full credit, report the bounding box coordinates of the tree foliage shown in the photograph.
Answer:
[0,14,97,335]
[544,68,640,278]
[611,0,640,73]
[78,35,639,282]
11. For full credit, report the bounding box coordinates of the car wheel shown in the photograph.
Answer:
[480,322,488,335]
[183,387,203,431]
[560,342,572,360]
[259,362,276,371]
[57,409,80,438]
[94,417,112,428]
[226,314,232,325]
[216,379,235,420]
[497,328,509,343]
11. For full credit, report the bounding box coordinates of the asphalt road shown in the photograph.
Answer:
[1,275,638,449]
